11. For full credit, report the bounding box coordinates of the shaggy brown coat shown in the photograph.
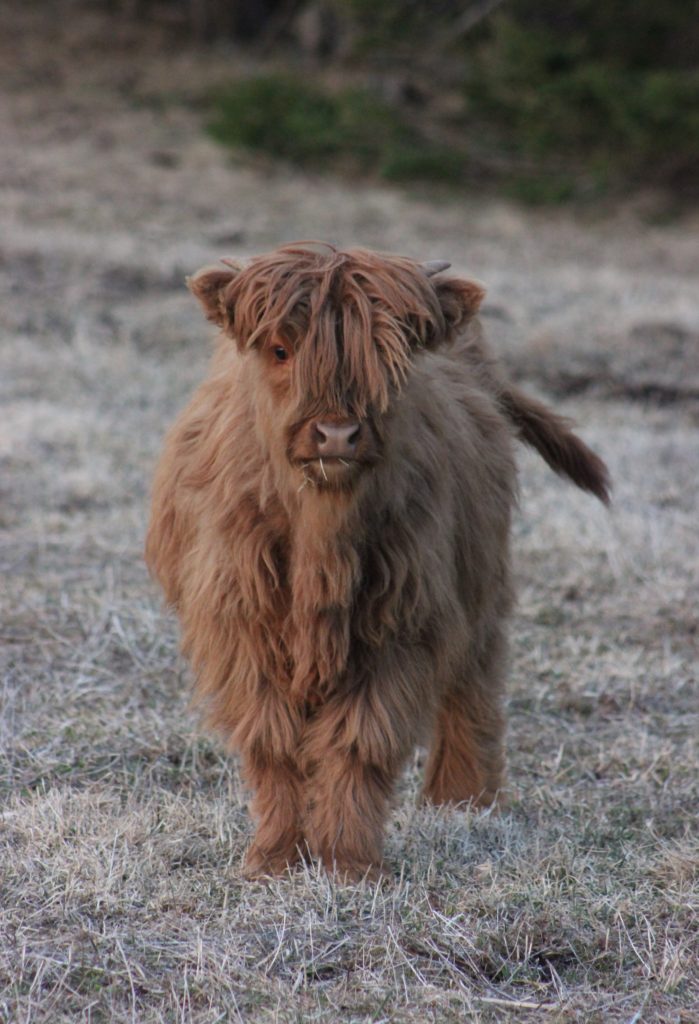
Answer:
[146,243,609,879]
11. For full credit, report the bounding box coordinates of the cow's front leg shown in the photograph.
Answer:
[241,750,305,878]
[231,683,305,878]
[302,652,434,879]
[305,746,395,879]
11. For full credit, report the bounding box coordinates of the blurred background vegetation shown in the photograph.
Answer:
[122,0,698,203]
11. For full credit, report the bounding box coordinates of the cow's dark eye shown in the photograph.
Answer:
[273,345,289,362]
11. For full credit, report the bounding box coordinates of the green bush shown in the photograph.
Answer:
[335,0,464,52]
[205,3,699,201]
[208,75,467,184]
[462,7,699,195]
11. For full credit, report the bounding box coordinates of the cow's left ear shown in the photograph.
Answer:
[434,277,486,334]
[187,261,243,328]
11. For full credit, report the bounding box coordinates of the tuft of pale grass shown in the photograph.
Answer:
[1,5,698,1020]
[2,321,697,1024]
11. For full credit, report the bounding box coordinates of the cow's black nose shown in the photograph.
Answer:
[313,420,361,458]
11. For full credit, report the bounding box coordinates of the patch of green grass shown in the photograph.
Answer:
[207,75,467,185]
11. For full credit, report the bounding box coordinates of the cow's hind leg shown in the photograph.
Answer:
[422,635,507,809]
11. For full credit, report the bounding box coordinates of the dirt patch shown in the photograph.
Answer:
[510,319,699,411]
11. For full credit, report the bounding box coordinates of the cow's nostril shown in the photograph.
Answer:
[314,420,361,457]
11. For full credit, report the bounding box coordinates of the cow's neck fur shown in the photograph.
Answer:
[191,355,423,707]
[286,489,361,700]
[236,452,401,703]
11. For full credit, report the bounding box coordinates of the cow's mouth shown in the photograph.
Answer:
[295,456,363,490]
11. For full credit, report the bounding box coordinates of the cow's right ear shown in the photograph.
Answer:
[186,262,242,328]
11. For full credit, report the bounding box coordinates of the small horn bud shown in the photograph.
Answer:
[422,260,451,277]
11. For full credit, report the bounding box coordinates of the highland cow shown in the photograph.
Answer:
[146,242,609,880]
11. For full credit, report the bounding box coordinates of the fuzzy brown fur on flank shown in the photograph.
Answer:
[146,242,609,879]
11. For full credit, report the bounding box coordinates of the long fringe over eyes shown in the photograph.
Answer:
[224,243,447,415]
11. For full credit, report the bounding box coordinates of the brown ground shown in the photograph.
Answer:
[1,5,698,1022]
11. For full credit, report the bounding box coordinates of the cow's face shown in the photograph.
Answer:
[189,244,484,492]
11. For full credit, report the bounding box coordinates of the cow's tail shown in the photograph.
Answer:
[499,384,611,504]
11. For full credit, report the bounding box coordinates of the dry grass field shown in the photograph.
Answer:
[1,6,698,1022]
